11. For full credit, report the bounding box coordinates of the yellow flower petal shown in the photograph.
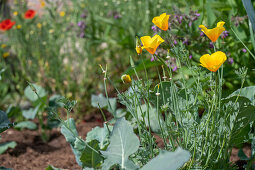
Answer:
[16,25,22,29]
[136,46,142,55]
[1,44,7,48]
[13,11,18,16]
[199,22,226,42]
[152,13,170,31]
[200,51,227,72]
[121,74,132,83]
[60,11,65,17]
[3,52,9,58]
[140,34,164,55]
[217,21,225,27]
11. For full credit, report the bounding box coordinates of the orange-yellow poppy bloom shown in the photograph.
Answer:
[199,21,225,42]
[200,51,227,72]
[136,45,142,55]
[121,74,132,84]
[152,13,170,31]
[140,34,164,54]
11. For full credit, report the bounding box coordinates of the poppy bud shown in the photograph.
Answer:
[121,74,132,84]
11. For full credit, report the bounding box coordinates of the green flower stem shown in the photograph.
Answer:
[98,104,110,134]
[157,56,180,147]
[156,84,168,149]
[188,129,196,169]
[141,57,154,157]
[216,133,226,161]
[102,66,114,115]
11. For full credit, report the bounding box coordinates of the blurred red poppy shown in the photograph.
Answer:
[24,9,36,19]
[0,19,16,31]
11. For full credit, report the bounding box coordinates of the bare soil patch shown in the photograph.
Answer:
[0,119,102,170]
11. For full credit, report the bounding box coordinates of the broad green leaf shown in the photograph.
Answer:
[86,124,110,149]
[231,105,255,145]
[0,167,12,170]
[61,118,78,144]
[227,86,255,102]
[45,165,61,170]
[74,137,86,152]
[6,106,22,119]
[0,141,17,154]
[48,95,65,108]
[206,1,216,27]
[242,0,255,32]
[80,140,103,168]
[0,110,14,133]
[24,84,47,102]
[15,121,37,130]
[91,94,108,108]
[101,117,140,170]
[137,104,163,133]
[91,94,117,116]
[0,68,5,81]
[238,149,249,161]
[61,118,82,167]
[22,106,39,120]
[141,148,191,170]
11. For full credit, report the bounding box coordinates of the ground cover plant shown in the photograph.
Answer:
[1,0,255,169]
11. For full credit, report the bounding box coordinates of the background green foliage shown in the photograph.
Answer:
[0,0,255,136]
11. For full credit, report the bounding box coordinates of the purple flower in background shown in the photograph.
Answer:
[175,15,183,24]
[189,21,192,27]
[200,32,204,37]
[189,55,192,59]
[221,31,229,39]
[154,50,158,56]
[151,55,157,61]
[209,42,214,48]
[242,48,247,53]
[79,32,85,38]
[151,25,157,32]
[77,21,86,29]
[81,13,87,18]
[174,40,177,45]
[195,13,200,17]
[171,64,177,72]
[114,14,121,19]
[80,10,88,18]
[228,57,234,64]
[183,39,189,45]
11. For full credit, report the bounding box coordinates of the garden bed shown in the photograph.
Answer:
[0,120,101,170]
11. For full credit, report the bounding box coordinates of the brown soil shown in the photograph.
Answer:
[0,119,102,170]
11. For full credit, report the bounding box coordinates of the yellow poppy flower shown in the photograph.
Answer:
[152,13,170,31]
[13,11,18,16]
[40,0,46,7]
[16,25,22,29]
[200,51,227,72]
[199,21,225,42]
[121,74,132,84]
[3,52,10,58]
[60,11,65,17]
[37,23,42,29]
[1,44,7,48]
[135,36,142,55]
[136,46,142,55]
[140,34,164,55]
